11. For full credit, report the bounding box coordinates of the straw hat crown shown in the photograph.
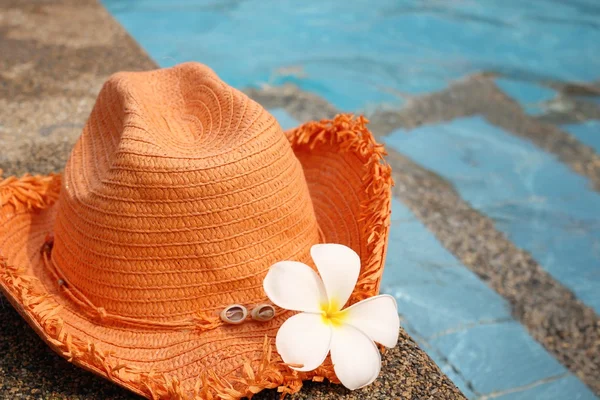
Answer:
[51,62,320,323]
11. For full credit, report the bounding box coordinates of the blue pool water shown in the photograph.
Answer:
[103,0,600,111]
[101,1,600,398]
[495,78,557,115]
[563,121,600,154]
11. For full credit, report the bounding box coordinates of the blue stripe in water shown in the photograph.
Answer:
[101,0,600,111]
[384,116,600,316]
[269,109,595,398]
[562,120,600,154]
[495,78,556,115]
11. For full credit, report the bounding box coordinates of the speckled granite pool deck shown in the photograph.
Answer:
[1,0,600,399]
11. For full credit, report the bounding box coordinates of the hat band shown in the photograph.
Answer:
[1,170,284,333]
[41,247,223,331]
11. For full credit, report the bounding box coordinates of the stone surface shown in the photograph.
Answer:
[0,299,464,400]
[257,328,465,400]
[0,301,140,400]
[0,0,156,176]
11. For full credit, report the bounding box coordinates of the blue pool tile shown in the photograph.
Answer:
[382,200,511,338]
[268,108,299,131]
[434,358,477,399]
[412,333,477,399]
[384,117,600,314]
[562,120,600,154]
[430,321,566,394]
[379,199,587,397]
[494,374,597,400]
[495,78,556,115]
[389,197,416,222]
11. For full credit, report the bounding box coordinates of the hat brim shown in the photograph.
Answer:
[0,115,392,399]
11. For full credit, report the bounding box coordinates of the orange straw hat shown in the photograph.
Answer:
[0,62,393,399]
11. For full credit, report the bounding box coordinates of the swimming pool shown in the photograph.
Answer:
[103,0,600,111]
[101,1,600,398]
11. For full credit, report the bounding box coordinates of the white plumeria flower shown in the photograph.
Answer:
[263,243,400,390]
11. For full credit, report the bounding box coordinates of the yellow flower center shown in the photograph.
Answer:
[320,299,347,327]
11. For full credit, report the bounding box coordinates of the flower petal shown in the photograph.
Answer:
[330,324,381,390]
[276,312,332,372]
[310,244,360,311]
[343,295,400,348]
[264,261,327,313]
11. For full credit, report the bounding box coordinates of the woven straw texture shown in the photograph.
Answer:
[0,62,393,399]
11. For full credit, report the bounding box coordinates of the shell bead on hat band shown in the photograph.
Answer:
[220,304,248,324]
[251,304,276,321]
